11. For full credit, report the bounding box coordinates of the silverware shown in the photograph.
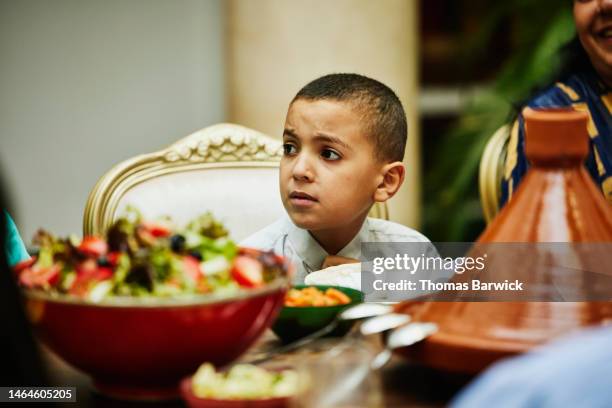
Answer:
[359,313,411,336]
[316,322,438,407]
[370,322,438,370]
[245,303,394,364]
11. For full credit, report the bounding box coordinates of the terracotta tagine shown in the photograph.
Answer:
[396,107,612,374]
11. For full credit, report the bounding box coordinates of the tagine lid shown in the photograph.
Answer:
[523,107,589,166]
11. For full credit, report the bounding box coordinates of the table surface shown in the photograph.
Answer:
[44,331,471,408]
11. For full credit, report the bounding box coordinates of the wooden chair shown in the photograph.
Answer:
[478,125,510,223]
[83,123,388,241]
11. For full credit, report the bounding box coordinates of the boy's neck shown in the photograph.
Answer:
[309,214,368,255]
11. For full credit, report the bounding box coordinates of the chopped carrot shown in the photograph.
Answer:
[325,288,351,304]
[284,286,351,307]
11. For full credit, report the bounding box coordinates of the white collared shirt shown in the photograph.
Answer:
[240,216,431,283]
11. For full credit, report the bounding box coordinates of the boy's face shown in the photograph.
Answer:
[280,99,384,232]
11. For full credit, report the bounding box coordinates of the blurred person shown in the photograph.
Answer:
[501,0,612,206]
[451,326,612,407]
[0,170,48,386]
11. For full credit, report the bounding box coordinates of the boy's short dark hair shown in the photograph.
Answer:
[292,73,407,162]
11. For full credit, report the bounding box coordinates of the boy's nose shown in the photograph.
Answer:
[292,154,314,182]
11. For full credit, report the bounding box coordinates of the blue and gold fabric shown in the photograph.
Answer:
[501,71,612,207]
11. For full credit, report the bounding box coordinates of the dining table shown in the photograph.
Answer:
[43,329,472,408]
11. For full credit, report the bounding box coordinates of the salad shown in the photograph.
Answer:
[191,363,299,399]
[13,208,286,301]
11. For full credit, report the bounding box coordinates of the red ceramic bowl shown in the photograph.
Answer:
[180,377,290,408]
[23,275,289,400]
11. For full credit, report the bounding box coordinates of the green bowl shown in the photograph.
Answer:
[271,285,364,343]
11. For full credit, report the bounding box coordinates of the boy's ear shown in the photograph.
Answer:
[373,162,405,202]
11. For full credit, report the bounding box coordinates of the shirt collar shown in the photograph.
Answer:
[287,217,370,272]
[287,220,327,273]
[337,217,370,260]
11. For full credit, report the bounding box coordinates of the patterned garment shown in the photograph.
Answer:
[3,210,30,267]
[501,71,612,207]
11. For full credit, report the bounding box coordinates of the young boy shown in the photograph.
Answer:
[241,73,430,283]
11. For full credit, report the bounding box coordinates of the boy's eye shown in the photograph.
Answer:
[321,149,341,161]
[283,143,297,156]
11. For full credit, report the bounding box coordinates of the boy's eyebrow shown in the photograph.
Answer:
[282,128,352,151]
[313,132,351,150]
[283,128,299,139]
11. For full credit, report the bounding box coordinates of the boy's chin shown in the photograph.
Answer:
[288,213,325,231]
[290,218,318,231]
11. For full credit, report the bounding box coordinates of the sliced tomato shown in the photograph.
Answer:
[13,257,36,274]
[69,263,113,296]
[142,221,171,238]
[76,260,112,280]
[76,259,97,274]
[106,251,122,267]
[78,236,108,258]
[136,226,157,246]
[19,264,60,288]
[182,255,203,283]
[231,255,264,288]
[45,266,61,286]
[94,266,113,281]
[69,275,90,297]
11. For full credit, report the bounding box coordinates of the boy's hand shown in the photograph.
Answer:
[321,255,360,269]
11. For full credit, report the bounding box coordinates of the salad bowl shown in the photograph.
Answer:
[24,280,288,400]
[16,212,291,400]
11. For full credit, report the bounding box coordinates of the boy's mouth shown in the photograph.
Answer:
[289,191,318,207]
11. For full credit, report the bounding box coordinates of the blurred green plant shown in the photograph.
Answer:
[423,1,575,241]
